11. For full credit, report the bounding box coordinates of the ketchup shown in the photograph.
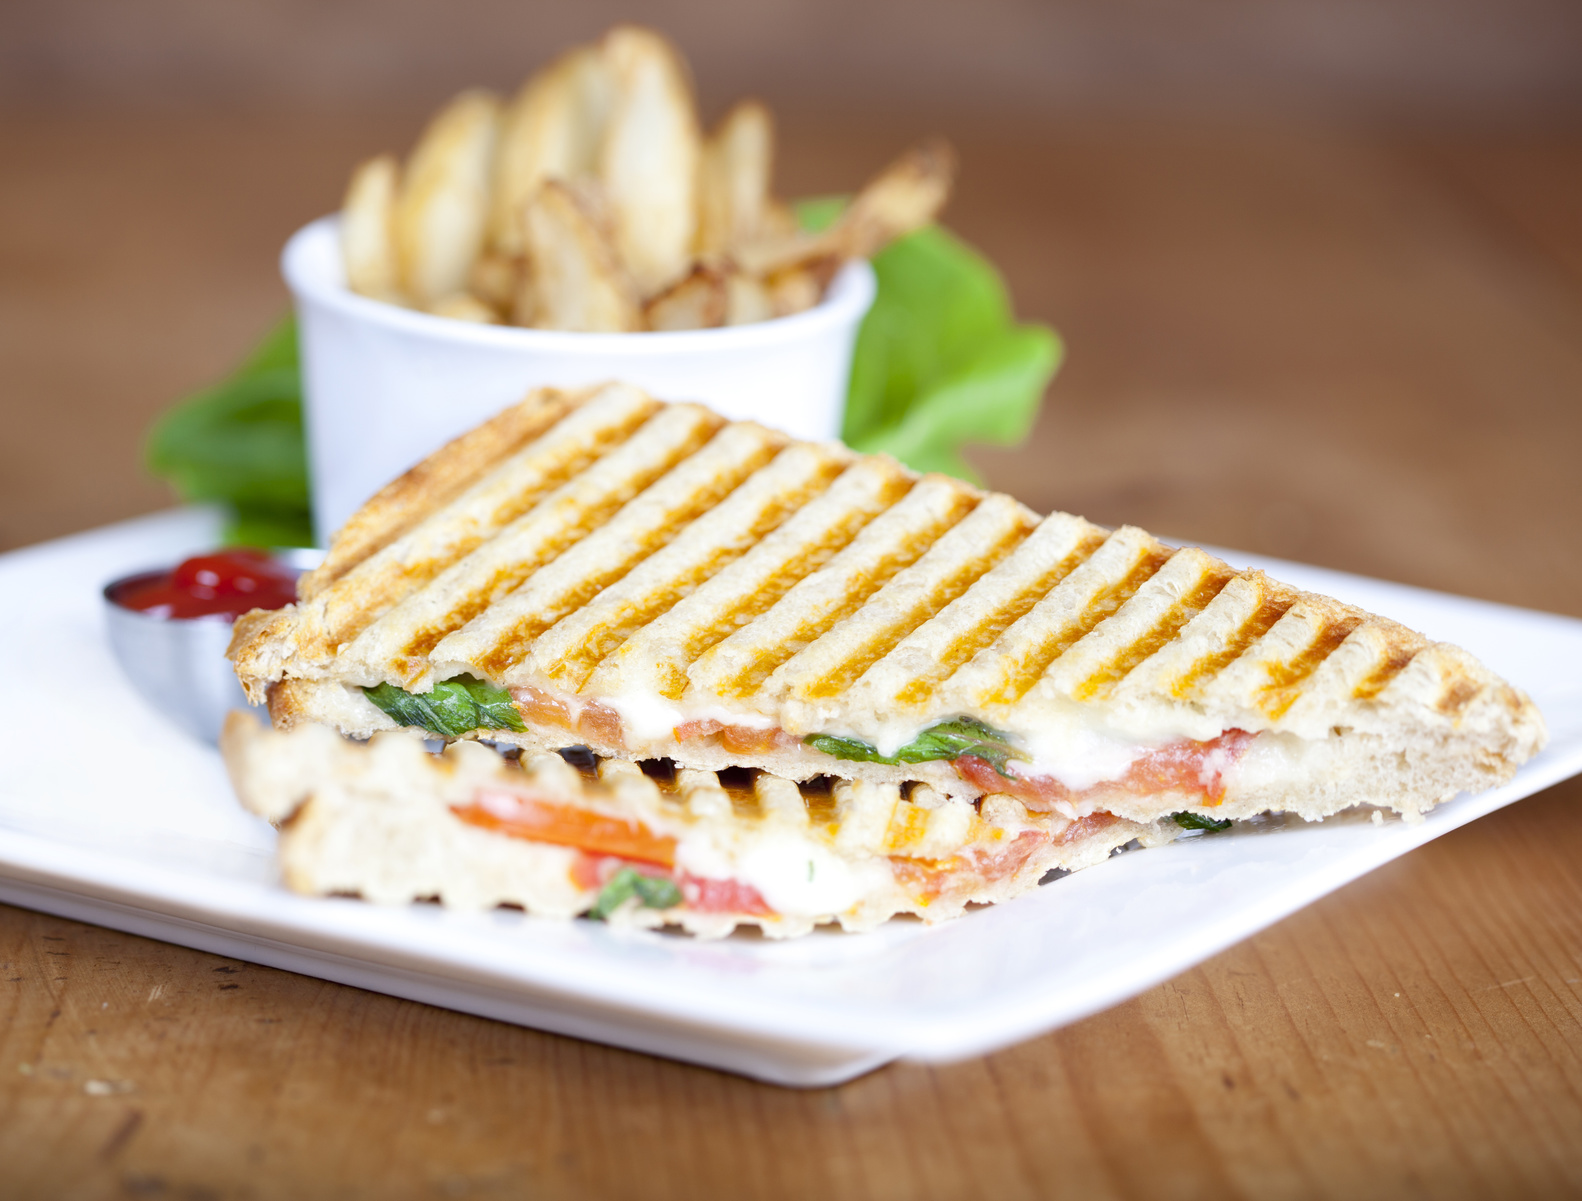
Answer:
[110,550,300,620]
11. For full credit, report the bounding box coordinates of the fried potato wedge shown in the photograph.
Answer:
[724,270,774,325]
[522,179,641,331]
[341,154,403,302]
[697,100,773,258]
[767,264,832,317]
[469,250,522,311]
[489,45,613,257]
[597,25,701,297]
[395,89,501,306]
[737,139,956,277]
[427,293,501,324]
[643,263,727,331]
[831,138,956,259]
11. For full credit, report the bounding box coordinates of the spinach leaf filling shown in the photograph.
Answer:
[1171,811,1232,832]
[805,717,1018,776]
[589,867,682,920]
[363,674,526,739]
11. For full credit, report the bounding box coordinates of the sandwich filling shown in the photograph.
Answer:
[222,712,1180,937]
[354,672,1256,821]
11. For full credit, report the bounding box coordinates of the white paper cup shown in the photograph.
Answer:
[282,216,876,543]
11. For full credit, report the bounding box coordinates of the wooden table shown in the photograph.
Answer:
[2,109,1580,1198]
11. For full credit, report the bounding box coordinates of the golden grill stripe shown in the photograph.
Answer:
[1255,610,1368,719]
[777,494,1037,703]
[339,403,723,685]
[584,456,914,703]
[301,386,581,598]
[850,511,1107,715]
[1163,576,1296,700]
[300,385,658,656]
[522,442,854,691]
[1064,551,1238,702]
[431,422,788,680]
[684,475,981,704]
[1351,642,1421,700]
[952,527,1168,708]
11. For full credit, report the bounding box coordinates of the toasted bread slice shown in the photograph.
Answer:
[222,711,1169,937]
[231,383,1545,825]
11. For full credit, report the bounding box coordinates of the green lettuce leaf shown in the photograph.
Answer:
[145,315,313,547]
[821,215,1061,482]
[362,675,526,739]
[805,717,1018,774]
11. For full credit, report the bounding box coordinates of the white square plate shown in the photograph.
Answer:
[2,509,1579,1086]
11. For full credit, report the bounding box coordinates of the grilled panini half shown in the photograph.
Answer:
[231,382,1545,827]
[222,711,1170,937]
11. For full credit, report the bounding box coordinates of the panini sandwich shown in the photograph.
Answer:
[222,710,1175,936]
[231,382,1545,832]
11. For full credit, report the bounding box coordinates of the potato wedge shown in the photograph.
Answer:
[697,100,773,258]
[395,89,501,306]
[469,250,522,311]
[644,264,727,331]
[341,154,403,302]
[724,270,774,326]
[597,25,700,297]
[830,138,956,260]
[521,179,640,331]
[736,139,956,277]
[767,262,836,318]
[427,293,501,324]
[489,45,613,257]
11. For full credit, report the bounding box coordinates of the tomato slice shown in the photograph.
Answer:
[452,789,676,867]
[679,875,774,916]
[956,729,1255,811]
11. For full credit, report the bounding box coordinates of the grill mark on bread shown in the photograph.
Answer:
[381,407,722,674]
[895,527,1108,708]
[1073,563,1237,701]
[791,497,1035,702]
[1436,677,1482,715]
[302,388,581,597]
[1352,644,1420,701]
[1258,615,1367,718]
[1171,587,1295,699]
[990,543,1172,705]
[587,458,915,704]
[461,425,786,678]
[536,447,851,690]
[698,479,980,701]
[655,500,891,699]
[308,388,663,652]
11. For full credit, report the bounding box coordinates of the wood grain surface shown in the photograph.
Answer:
[1,108,1579,1199]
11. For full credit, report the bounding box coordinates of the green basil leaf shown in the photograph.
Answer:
[589,868,639,921]
[1172,811,1233,832]
[362,674,525,739]
[631,874,683,910]
[590,867,681,920]
[454,674,528,733]
[806,717,1018,775]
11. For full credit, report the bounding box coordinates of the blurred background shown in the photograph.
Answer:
[2,0,1579,609]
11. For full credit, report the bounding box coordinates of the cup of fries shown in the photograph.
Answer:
[282,25,953,542]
